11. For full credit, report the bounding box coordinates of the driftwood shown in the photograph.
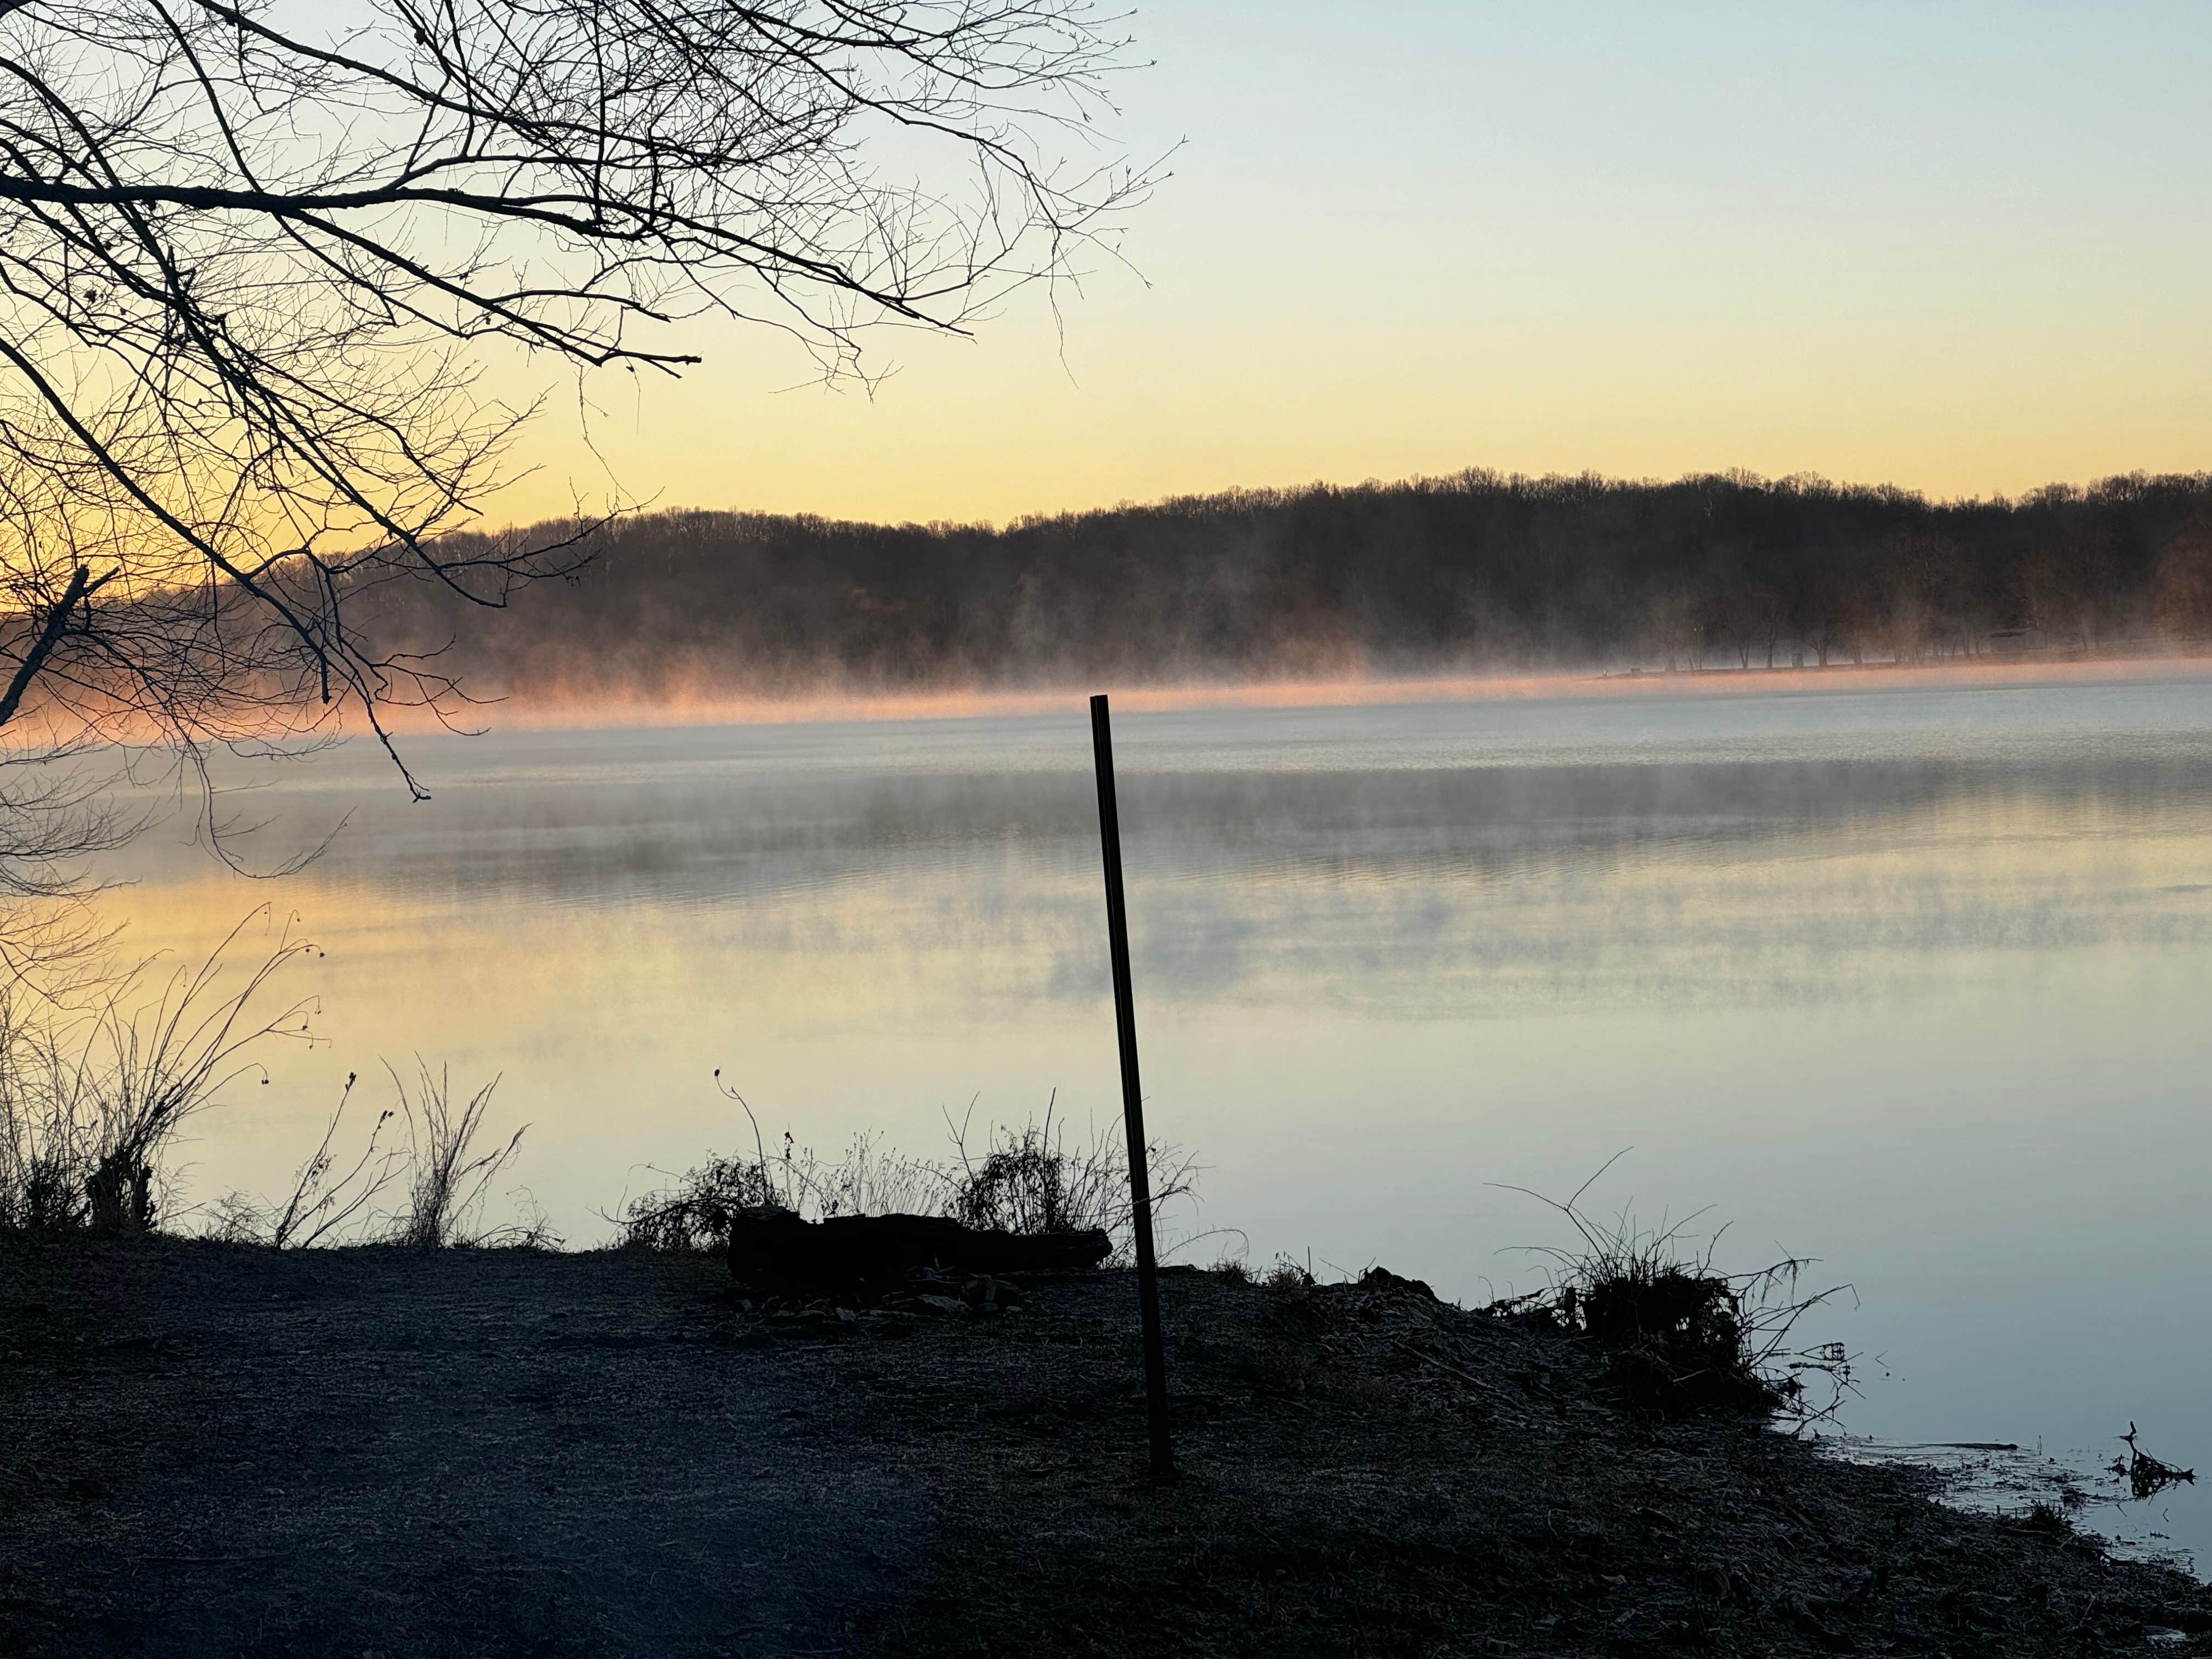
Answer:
[729,1210,1111,1293]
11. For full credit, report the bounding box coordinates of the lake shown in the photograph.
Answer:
[109,667,2212,1562]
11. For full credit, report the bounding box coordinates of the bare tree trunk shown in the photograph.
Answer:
[0,563,92,731]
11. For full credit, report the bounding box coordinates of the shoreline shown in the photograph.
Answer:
[8,645,2208,755]
[370,648,2212,737]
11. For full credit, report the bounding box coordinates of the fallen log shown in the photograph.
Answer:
[729,1209,1112,1294]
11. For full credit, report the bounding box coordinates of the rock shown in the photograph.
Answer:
[962,1276,1023,1312]
[1358,1266,1438,1301]
[729,1209,1111,1294]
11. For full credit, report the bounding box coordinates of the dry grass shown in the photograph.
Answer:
[1487,1153,1855,1421]
[617,1132,951,1249]
[619,1086,1200,1262]
[266,1073,405,1247]
[194,1064,544,1251]
[618,1074,947,1249]
[943,1094,1198,1256]
[0,909,315,1238]
[384,1059,529,1248]
[0,903,549,1253]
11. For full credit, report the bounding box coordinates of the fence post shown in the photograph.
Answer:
[1089,692,1175,1481]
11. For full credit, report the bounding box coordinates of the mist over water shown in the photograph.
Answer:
[115,672,2212,1561]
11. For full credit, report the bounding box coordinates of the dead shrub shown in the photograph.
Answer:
[619,1151,778,1251]
[201,1189,271,1244]
[620,1082,1201,1263]
[944,1096,1197,1262]
[1490,1154,1853,1421]
[617,1077,944,1249]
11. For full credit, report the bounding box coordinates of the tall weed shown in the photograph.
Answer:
[0,909,315,1236]
[385,1060,526,1248]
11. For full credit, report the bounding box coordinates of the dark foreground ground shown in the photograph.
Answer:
[3,1240,2208,1658]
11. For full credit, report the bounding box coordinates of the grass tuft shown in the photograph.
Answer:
[1488,1152,1854,1421]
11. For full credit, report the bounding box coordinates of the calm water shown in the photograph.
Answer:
[116,672,2212,1561]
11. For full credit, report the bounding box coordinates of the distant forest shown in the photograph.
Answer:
[371,470,2212,699]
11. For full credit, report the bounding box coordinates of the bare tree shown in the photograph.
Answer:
[1791,566,1871,669]
[1642,589,1698,674]
[2016,524,2117,652]
[2153,522,2212,642]
[0,0,1147,795]
[1741,583,1787,669]
[1697,587,1764,671]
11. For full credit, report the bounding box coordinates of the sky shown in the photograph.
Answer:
[483,2,2212,529]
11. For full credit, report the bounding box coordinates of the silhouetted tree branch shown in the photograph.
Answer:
[0,0,1147,799]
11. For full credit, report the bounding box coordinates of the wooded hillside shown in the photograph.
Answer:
[367,470,2212,698]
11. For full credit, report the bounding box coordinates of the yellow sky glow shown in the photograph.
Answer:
[473,4,2212,530]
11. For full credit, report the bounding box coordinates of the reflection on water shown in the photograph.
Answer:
[110,672,2212,1566]
[1839,1437,2200,1573]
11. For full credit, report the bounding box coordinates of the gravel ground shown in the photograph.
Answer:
[0,1240,921,1657]
[7,1240,2210,1658]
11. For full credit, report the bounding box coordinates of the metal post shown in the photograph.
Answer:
[1090,692,1175,1481]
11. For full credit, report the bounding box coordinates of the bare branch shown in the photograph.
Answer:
[0,0,1146,812]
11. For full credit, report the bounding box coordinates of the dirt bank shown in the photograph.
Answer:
[5,1240,2208,1657]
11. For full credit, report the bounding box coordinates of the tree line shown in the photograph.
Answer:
[365,470,2212,699]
